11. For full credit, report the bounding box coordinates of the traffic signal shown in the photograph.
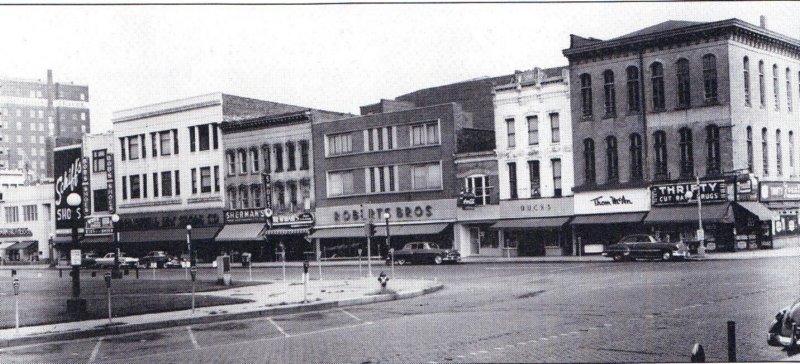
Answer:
[365,222,377,237]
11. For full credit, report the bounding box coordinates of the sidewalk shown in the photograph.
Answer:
[0,277,442,348]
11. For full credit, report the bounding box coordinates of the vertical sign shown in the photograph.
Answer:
[81,157,91,216]
[54,146,84,229]
[262,173,272,209]
[106,153,116,214]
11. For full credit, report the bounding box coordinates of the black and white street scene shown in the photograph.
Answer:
[4,2,800,363]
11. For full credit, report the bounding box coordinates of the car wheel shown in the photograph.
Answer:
[612,255,623,262]
[433,256,443,265]
[660,250,672,261]
[396,258,407,266]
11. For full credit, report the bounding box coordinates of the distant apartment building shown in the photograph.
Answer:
[0,69,89,181]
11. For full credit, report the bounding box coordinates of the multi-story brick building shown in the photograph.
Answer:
[563,17,784,252]
[0,70,89,181]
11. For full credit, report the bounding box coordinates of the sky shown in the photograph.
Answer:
[1,2,800,133]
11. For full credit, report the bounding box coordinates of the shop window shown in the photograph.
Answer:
[465,175,490,205]
[679,127,693,178]
[627,66,641,112]
[603,70,616,116]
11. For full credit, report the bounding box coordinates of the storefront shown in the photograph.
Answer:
[0,228,36,261]
[117,209,223,262]
[309,199,457,259]
[571,188,650,254]
[760,181,800,237]
[454,204,500,258]
[262,212,314,261]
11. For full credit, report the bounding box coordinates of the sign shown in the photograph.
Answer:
[696,229,705,241]
[261,173,272,210]
[273,212,315,226]
[0,228,33,238]
[81,157,91,216]
[118,209,222,231]
[224,208,268,224]
[54,146,84,229]
[458,191,477,210]
[315,199,458,226]
[264,208,273,217]
[106,153,116,214]
[651,180,727,206]
[760,181,800,202]
[574,189,650,214]
[70,249,81,266]
[85,216,113,236]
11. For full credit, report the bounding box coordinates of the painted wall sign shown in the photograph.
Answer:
[574,189,650,215]
[760,181,800,202]
[0,228,33,238]
[315,199,457,226]
[651,180,727,206]
[496,197,574,219]
[118,209,222,231]
[54,146,84,229]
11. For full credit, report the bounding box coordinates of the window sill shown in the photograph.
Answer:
[675,105,691,111]
[601,114,616,120]
[626,110,641,116]
[580,115,594,122]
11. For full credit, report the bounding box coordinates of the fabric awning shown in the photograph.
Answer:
[491,217,571,229]
[7,241,37,250]
[54,235,74,245]
[82,235,114,244]
[263,228,311,236]
[571,212,647,225]
[0,242,17,250]
[644,203,734,224]
[307,227,366,239]
[119,227,221,243]
[215,223,266,242]
[735,202,777,221]
[374,223,449,237]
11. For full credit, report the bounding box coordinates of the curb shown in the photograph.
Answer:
[0,283,444,348]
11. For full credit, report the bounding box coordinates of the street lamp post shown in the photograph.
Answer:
[696,176,706,258]
[111,214,121,279]
[48,234,55,268]
[66,193,85,316]
[383,212,391,258]
[186,225,194,267]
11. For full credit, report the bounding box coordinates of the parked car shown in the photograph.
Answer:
[81,253,99,268]
[769,298,800,348]
[387,242,461,265]
[95,252,139,268]
[140,251,170,268]
[602,234,689,262]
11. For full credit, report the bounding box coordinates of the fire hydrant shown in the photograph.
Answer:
[378,271,389,289]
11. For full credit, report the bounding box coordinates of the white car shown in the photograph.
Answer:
[95,253,139,268]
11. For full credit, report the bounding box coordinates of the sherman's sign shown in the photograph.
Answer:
[651,180,727,206]
[224,209,268,224]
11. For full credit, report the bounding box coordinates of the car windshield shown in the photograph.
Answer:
[428,243,439,249]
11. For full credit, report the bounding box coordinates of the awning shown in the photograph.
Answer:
[491,217,570,230]
[54,235,74,245]
[644,203,734,224]
[82,235,114,244]
[374,223,449,237]
[7,241,37,250]
[307,227,366,239]
[215,223,266,242]
[571,212,647,225]
[119,227,221,244]
[735,202,777,221]
[0,242,17,250]
[263,228,311,236]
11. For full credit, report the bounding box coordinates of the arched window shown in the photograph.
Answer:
[676,58,691,108]
[583,138,596,184]
[239,185,249,209]
[226,150,236,176]
[762,127,769,176]
[774,64,781,111]
[237,148,247,174]
[679,127,694,177]
[606,136,619,182]
[703,54,718,103]
[776,129,783,176]
[580,73,593,117]
[630,133,643,180]
[654,131,668,179]
[626,66,641,112]
[747,126,753,173]
[261,145,271,173]
[286,141,296,171]
[251,184,263,208]
[743,57,751,106]
[227,186,238,210]
[651,62,665,110]
[706,125,721,176]
[787,68,793,112]
[603,70,616,116]
[464,175,490,205]
[250,147,260,173]
[759,61,766,107]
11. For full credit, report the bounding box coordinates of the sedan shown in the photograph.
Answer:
[602,234,689,262]
[768,298,800,348]
[387,242,461,265]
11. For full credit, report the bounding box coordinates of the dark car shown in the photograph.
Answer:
[768,298,800,348]
[81,253,99,268]
[602,234,689,262]
[387,242,461,265]
[141,251,170,268]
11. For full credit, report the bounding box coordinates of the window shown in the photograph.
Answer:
[22,205,37,221]
[212,124,219,150]
[238,149,247,174]
[527,116,539,145]
[189,126,196,152]
[122,176,128,200]
[507,162,518,199]
[328,170,354,197]
[161,171,172,196]
[550,113,560,143]
[506,118,516,148]
[288,182,298,209]
[214,166,220,192]
[287,142,296,171]
[630,133,643,180]
[777,129,783,176]
[173,129,179,154]
[654,131,668,179]
[152,172,159,197]
[174,170,180,195]
[676,58,691,108]
[92,149,107,172]
[583,138,596,184]
[368,166,397,193]
[679,128,694,177]
[130,175,141,199]
[759,61,766,107]
[651,62,665,110]
[744,57,751,106]
[275,183,286,209]
[411,163,442,190]
[191,168,197,194]
[791,131,796,172]
[228,187,238,209]
[787,68,793,112]
[747,126,754,173]
[93,189,109,212]
[327,133,353,155]
[606,136,619,182]
[707,125,721,176]
[465,175,490,205]
[603,70,616,116]
[774,64,781,111]
[411,122,439,146]
[160,131,172,156]
[552,159,562,197]
[240,185,250,209]
[151,133,158,157]
[762,128,769,176]
[142,174,148,197]
[262,145,271,172]
[198,124,210,151]
[366,127,394,152]
[580,73,593,117]
[274,144,284,172]
[4,206,18,223]
[251,185,262,208]
[226,150,236,175]
[528,160,540,198]
[128,136,140,160]
[200,167,212,193]
[250,148,260,173]
[300,140,310,170]
[703,54,718,104]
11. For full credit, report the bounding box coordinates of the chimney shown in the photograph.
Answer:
[46,69,52,85]
[760,15,767,29]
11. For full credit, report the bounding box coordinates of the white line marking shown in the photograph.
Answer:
[268,317,291,337]
[495,347,504,350]
[339,308,363,321]
[560,333,569,336]
[187,327,200,350]
[457,355,465,358]
[87,337,103,364]
[517,342,527,345]
[603,323,612,327]
[541,338,549,341]
[471,353,478,356]
[569,331,579,334]
[478,350,488,354]
[549,335,559,339]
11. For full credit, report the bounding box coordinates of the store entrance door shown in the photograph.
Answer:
[469,227,481,255]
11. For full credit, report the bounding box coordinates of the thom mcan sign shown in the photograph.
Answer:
[574,189,650,214]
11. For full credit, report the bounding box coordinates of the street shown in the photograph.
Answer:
[0,257,797,363]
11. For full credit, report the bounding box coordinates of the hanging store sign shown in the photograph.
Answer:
[85,216,113,236]
[54,145,84,229]
[106,153,116,214]
[224,208,268,224]
[760,181,800,202]
[651,179,727,206]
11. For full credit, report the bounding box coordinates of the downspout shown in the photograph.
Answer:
[639,49,650,182]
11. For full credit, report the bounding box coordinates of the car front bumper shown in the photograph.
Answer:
[443,256,461,263]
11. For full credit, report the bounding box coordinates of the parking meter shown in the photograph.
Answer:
[303,260,309,274]
[104,272,112,289]
[378,271,389,288]
[190,267,197,282]
[12,277,19,296]
[11,269,16,277]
